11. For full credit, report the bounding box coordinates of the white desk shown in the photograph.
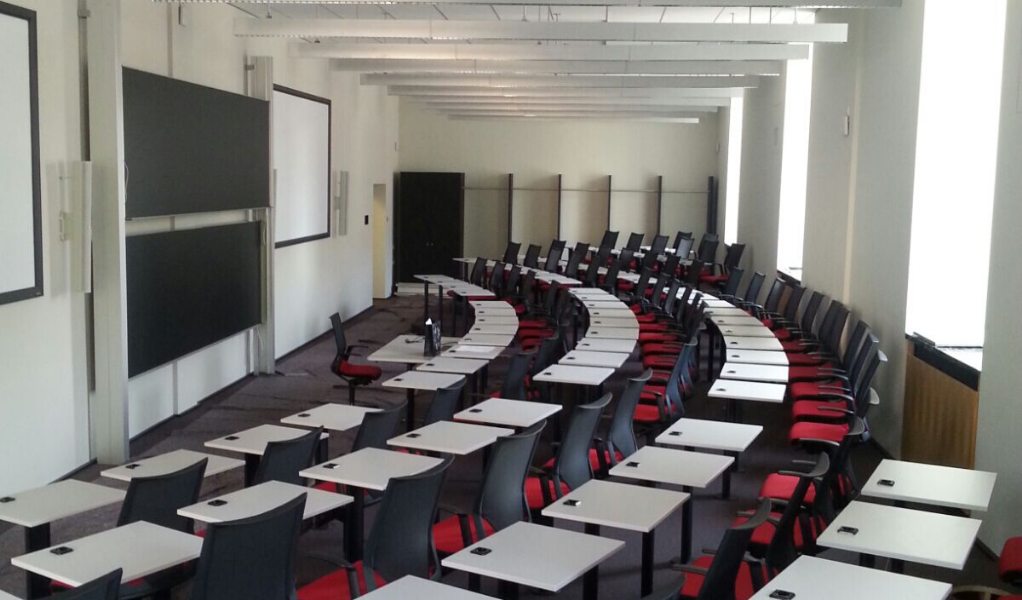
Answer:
[358,576,494,600]
[416,356,489,376]
[542,480,689,596]
[723,349,790,366]
[471,316,519,326]
[472,307,516,317]
[388,421,513,456]
[862,460,997,512]
[715,325,775,338]
[576,338,636,354]
[587,317,639,330]
[584,327,638,341]
[470,300,515,310]
[441,522,623,600]
[723,336,784,351]
[817,501,982,570]
[750,556,952,600]
[0,480,127,599]
[708,380,786,404]
[382,371,466,430]
[560,350,630,369]
[178,480,352,523]
[368,334,460,365]
[101,449,244,483]
[705,307,752,317]
[206,424,327,486]
[300,448,444,561]
[586,308,636,319]
[0,591,18,600]
[609,446,733,563]
[718,363,790,384]
[709,315,764,327]
[281,403,378,432]
[459,333,515,347]
[454,398,561,429]
[468,324,519,336]
[443,344,505,361]
[656,419,762,453]
[533,364,615,387]
[11,522,202,588]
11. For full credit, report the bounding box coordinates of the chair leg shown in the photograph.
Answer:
[349,383,356,406]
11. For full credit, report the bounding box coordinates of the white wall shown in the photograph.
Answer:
[975,0,1022,553]
[118,3,398,436]
[398,101,720,259]
[0,0,91,495]
[800,1,926,452]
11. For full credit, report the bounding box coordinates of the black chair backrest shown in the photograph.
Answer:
[583,253,605,287]
[675,236,695,258]
[53,569,122,600]
[531,333,562,377]
[602,259,622,294]
[487,261,505,294]
[853,349,886,413]
[469,257,487,285]
[505,265,522,298]
[518,269,535,299]
[353,402,405,451]
[664,340,697,414]
[544,240,566,272]
[600,230,619,249]
[632,268,653,299]
[118,459,207,534]
[523,244,541,269]
[722,243,745,269]
[697,239,719,263]
[842,320,869,370]
[697,499,771,600]
[799,291,824,333]
[822,302,850,354]
[846,333,878,394]
[661,279,683,316]
[742,272,765,304]
[781,284,806,322]
[721,267,744,297]
[364,458,453,588]
[761,279,785,313]
[685,259,705,286]
[541,280,561,314]
[330,313,348,360]
[564,242,589,278]
[423,379,466,426]
[553,394,612,490]
[253,427,323,486]
[672,230,693,249]
[606,372,647,460]
[617,248,636,273]
[662,254,681,280]
[500,351,534,400]
[625,232,644,252]
[765,453,829,575]
[477,423,544,531]
[189,494,306,600]
[648,275,672,311]
[642,235,670,269]
[502,242,521,265]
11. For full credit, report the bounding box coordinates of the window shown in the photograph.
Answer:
[905,0,1007,348]
[723,96,744,246]
[776,40,814,277]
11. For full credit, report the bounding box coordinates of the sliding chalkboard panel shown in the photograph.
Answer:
[123,68,270,218]
[126,223,262,377]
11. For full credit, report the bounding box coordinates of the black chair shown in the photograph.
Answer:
[600,230,619,249]
[543,240,566,272]
[599,259,623,295]
[676,499,772,600]
[422,379,466,426]
[496,351,533,401]
[563,241,589,279]
[641,234,669,271]
[696,238,719,264]
[467,257,487,286]
[617,248,636,274]
[625,232,644,252]
[684,259,705,287]
[525,394,612,510]
[675,236,695,259]
[433,424,543,556]
[583,247,611,286]
[329,313,382,406]
[52,570,122,600]
[252,427,323,487]
[352,402,405,451]
[592,373,644,476]
[190,494,306,600]
[660,253,681,280]
[486,261,505,296]
[522,244,541,269]
[719,267,744,299]
[502,241,521,265]
[298,458,454,599]
[701,243,746,287]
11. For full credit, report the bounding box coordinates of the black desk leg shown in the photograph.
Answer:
[671,486,694,568]
[25,524,51,599]
[498,580,519,600]
[406,389,416,432]
[722,456,732,500]
[423,282,430,324]
[315,438,329,464]
[481,365,489,396]
[583,523,601,600]
[243,455,259,487]
[346,487,365,562]
[641,529,656,596]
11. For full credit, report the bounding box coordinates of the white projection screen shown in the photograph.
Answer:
[0,3,43,305]
[272,86,331,248]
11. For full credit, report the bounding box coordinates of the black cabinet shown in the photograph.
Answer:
[395,172,465,283]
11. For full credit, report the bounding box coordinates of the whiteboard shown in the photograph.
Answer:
[272,87,331,247]
[0,6,43,305]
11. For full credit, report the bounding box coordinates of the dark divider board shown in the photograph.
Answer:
[126,222,262,377]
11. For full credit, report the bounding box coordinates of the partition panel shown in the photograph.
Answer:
[463,173,509,260]
[559,177,610,247]
[510,175,559,250]
[609,190,658,241]
[659,191,709,242]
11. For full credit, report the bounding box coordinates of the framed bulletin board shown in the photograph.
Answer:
[0,1,43,306]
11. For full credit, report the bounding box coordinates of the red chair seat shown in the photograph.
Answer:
[791,380,846,398]
[781,340,808,352]
[517,328,553,341]
[787,353,827,366]
[787,364,837,380]
[433,515,495,555]
[761,318,774,329]
[759,473,817,505]
[641,343,681,356]
[774,329,793,341]
[635,313,658,323]
[1001,537,1022,583]
[639,332,680,343]
[517,319,548,329]
[639,322,670,332]
[633,403,677,423]
[544,449,625,473]
[789,421,849,444]
[680,556,756,600]
[524,476,571,509]
[791,400,848,421]
[699,274,729,284]
[338,361,382,380]
[630,305,643,314]
[618,281,635,292]
[297,561,387,600]
[513,304,526,315]
[642,355,677,369]
[733,512,819,549]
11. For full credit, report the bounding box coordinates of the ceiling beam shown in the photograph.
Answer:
[362,73,759,88]
[294,41,810,62]
[426,103,714,114]
[387,85,745,97]
[239,20,847,43]
[331,59,783,76]
[403,94,730,106]
[444,111,702,120]
[448,117,703,123]
[168,0,900,8]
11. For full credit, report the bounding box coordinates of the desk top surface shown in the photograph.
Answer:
[178,480,352,524]
[560,350,630,369]
[722,349,790,366]
[533,364,615,386]
[299,448,444,491]
[382,371,466,391]
[206,424,324,457]
[459,333,516,347]
[707,380,787,404]
[388,421,514,455]
[281,403,378,432]
[656,418,763,452]
[609,446,733,488]
[369,334,461,364]
[722,336,784,352]
[861,460,997,512]
[541,480,688,533]
[715,325,775,338]
[416,356,490,375]
[0,480,125,529]
[443,344,506,360]
[453,398,561,428]
[101,449,244,482]
[575,337,637,354]
[358,576,495,600]
[718,363,790,384]
[750,556,951,600]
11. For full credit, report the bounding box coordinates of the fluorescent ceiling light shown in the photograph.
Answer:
[404,94,730,106]
[295,41,810,62]
[362,73,759,88]
[416,99,719,110]
[330,59,783,76]
[429,104,711,115]
[387,85,744,97]
[238,20,847,43]
[164,0,899,8]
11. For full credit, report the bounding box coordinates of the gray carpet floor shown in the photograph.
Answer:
[0,295,1005,599]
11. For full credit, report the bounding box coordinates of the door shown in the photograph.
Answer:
[395,172,465,282]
